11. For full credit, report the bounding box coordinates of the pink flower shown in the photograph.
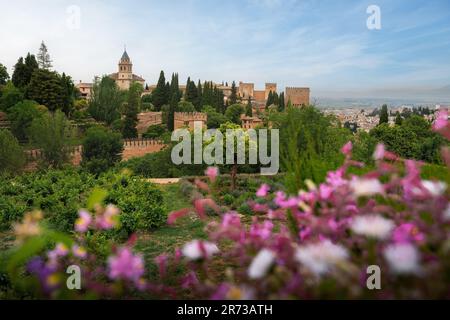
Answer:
[341,141,353,155]
[221,212,241,229]
[72,245,87,259]
[75,210,92,233]
[373,144,385,160]
[274,191,298,208]
[108,247,145,283]
[433,109,448,131]
[205,167,219,182]
[299,227,312,241]
[319,184,333,200]
[96,205,119,230]
[250,221,274,240]
[256,184,270,197]
[392,223,425,244]
[326,168,347,188]
[47,243,69,265]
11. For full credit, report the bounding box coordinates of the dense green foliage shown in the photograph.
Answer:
[81,126,124,175]
[225,104,245,124]
[0,82,24,112]
[88,76,123,125]
[0,169,166,235]
[7,100,44,141]
[122,82,142,138]
[26,69,74,114]
[11,53,38,89]
[271,105,352,193]
[142,124,167,139]
[370,115,446,163]
[0,63,9,85]
[0,129,25,175]
[28,110,76,168]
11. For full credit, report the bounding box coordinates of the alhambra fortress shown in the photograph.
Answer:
[76,50,310,134]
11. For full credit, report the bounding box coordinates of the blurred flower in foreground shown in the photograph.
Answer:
[182,240,219,261]
[351,215,394,240]
[256,184,270,197]
[75,210,92,233]
[384,243,421,274]
[13,211,42,243]
[108,247,145,284]
[295,240,349,276]
[248,249,276,279]
[205,167,219,182]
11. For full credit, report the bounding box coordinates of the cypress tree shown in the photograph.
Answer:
[245,97,253,117]
[278,92,285,112]
[395,111,403,125]
[196,80,203,110]
[152,71,167,111]
[229,81,237,105]
[379,104,389,125]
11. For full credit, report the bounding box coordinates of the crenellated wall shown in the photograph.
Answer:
[24,139,166,171]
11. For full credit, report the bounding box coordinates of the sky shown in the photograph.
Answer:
[0,0,449,99]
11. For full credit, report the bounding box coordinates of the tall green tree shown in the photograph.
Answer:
[26,69,68,113]
[196,79,203,110]
[37,41,52,70]
[12,53,39,89]
[229,81,237,105]
[0,63,9,85]
[278,92,285,112]
[152,71,168,111]
[395,111,403,125]
[88,76,123,125]
[266,91,273,107]
[379,104,389,125]
[167,93,177,132]
[122,82,142,138]
[185,77,198,108]
[245,97,253,117]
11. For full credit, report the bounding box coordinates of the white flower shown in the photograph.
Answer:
[294,240,348,276]
[247,249,276,279]
[182,240,219,261]
[350,178,384,197]
[384,243,421,274]
[422,180,447,197]
[351,215,394,240]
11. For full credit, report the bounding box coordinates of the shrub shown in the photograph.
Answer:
[81,126,123,175]
[28,110,76,168]
[7,100,43,141]
[142,124,167,139]
[100,173,166,235]
[0,129,25,175]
